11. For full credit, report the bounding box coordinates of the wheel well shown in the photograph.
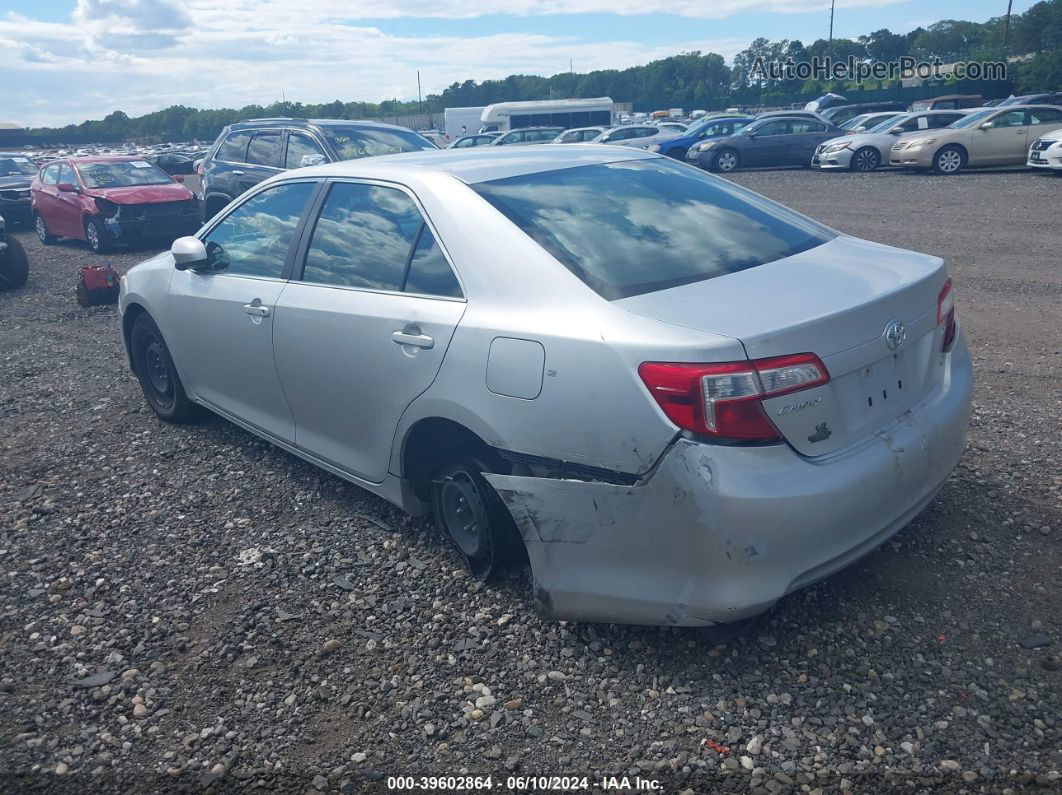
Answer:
[122,303,148,364]
[402,418,506,501]
[937,143,967,161]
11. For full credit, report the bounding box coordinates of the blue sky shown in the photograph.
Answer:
[0,1,1037,127]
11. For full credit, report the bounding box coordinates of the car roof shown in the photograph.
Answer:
[62,156,149,164]
[227,117,414,133]
[287,144,657,185]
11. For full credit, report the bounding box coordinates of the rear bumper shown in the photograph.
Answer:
[486,337,973,626]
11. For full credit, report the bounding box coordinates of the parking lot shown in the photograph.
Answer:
[1,167,1059,792]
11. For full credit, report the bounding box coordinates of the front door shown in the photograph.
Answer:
[743,121,788,166]
[166,180,318,442]
[978,109,1030,164]
[53,163,84,238]
[272,180,465,483]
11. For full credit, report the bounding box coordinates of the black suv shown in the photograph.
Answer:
[0,152,37,224]
[200,118,437,220]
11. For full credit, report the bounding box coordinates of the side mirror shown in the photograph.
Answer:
[171,236,207,271]
[600,135,612,142]
[980,122,994,130]
[57,182,77,193]
[746,132,757,139]
[889,128,902,135]
[173,174,185,183]
[854,126,867,132]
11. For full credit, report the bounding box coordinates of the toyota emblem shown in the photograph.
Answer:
[884,320,906,351]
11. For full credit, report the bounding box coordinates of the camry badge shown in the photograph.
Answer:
[884,320,906,352]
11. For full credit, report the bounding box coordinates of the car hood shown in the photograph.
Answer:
[86,183,193,204]
[0,175,32,190]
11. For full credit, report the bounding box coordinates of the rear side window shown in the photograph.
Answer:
[286,132,327,169]
[302,182,422,291]
[473,159,835,300]
[246,131,282,167]
[216,131,251,163]
[405,227,462,297]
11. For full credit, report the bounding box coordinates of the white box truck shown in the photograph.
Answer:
[443,107,486,143]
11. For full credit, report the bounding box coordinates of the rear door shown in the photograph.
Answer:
[272,180,465,483]
[239,130,285,194]
[789,120,832,163]
[166,180,319,442]
[208,130,251,202]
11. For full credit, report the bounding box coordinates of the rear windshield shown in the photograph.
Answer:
[75,161,172,188]
[473,159,835,299]
[321,126,436,160]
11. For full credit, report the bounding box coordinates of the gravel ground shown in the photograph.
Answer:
[1,168,1059,794]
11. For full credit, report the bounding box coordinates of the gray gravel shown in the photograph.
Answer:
[1,167,1059,793]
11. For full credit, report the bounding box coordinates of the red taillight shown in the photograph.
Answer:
[196,164,205,177]
[938,278,957,351]
[638,353,829,442]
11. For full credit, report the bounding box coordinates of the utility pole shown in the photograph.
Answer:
[570,59,573,75]
[827,0,835,59]
[1003,0,1014,52]
[417,70,423,116]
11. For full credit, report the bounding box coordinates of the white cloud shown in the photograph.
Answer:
[0,0,904,127]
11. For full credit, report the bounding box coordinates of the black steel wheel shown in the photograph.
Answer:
[130,314,195,423]
[432,458,522,580]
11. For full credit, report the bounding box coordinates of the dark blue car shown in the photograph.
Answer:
[643,115,755,160]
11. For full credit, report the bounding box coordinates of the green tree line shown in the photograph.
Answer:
[28,0,1062,142]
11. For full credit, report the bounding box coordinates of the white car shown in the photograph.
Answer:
[1028,127,1062,171]
[813,111,968,172]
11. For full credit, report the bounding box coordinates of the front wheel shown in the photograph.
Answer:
[933,145,965,175]
[0,237,30,290]
[850,147,881,172]
[431,459,523,581]
[85,217,111,253]
[130,314,196,423]
[711,148,739,173]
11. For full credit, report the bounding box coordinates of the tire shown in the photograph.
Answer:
[34,212,56,245]
[85,217,110,253]
[850,147,881,172]
[431,458,523,581]
[130,314,196,423]
[0,236,30,290]
[932,145,966,175]
[711,148,739,173]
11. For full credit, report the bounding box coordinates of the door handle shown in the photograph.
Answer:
[243,303,270,317]
[391,330,434,349]
[231,169,245,175]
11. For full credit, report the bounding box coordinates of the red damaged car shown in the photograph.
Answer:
[31,156,199,253]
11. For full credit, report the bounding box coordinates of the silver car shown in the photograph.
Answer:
[591,124,678,150]
[119,146,972,626]
[813,110,968,171]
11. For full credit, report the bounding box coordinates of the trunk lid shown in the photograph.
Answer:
[617,235,949,456]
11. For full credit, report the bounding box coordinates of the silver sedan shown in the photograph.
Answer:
[119,146,972,626]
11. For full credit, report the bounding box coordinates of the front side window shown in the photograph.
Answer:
[473,159,834,300]
[951,109,995,128]
[43,164,60,185]
[246,131,282,167]
[216,131,251,163]
[994,111,1027,128]
[753,121,788,137]
[286,133,327,169]
[201,181,315,278]
[321,126,435,159]
[58,164,77,186]
[75,160,170,188]
[302,182,422,291]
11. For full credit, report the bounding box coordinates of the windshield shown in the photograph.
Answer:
[866,114,908,133]
[473,159,835,300]
[0,156,38,177]
[75,160,172,188]
[949,109,996,128]
[996,96,1027,106]
[321,126,436,160]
